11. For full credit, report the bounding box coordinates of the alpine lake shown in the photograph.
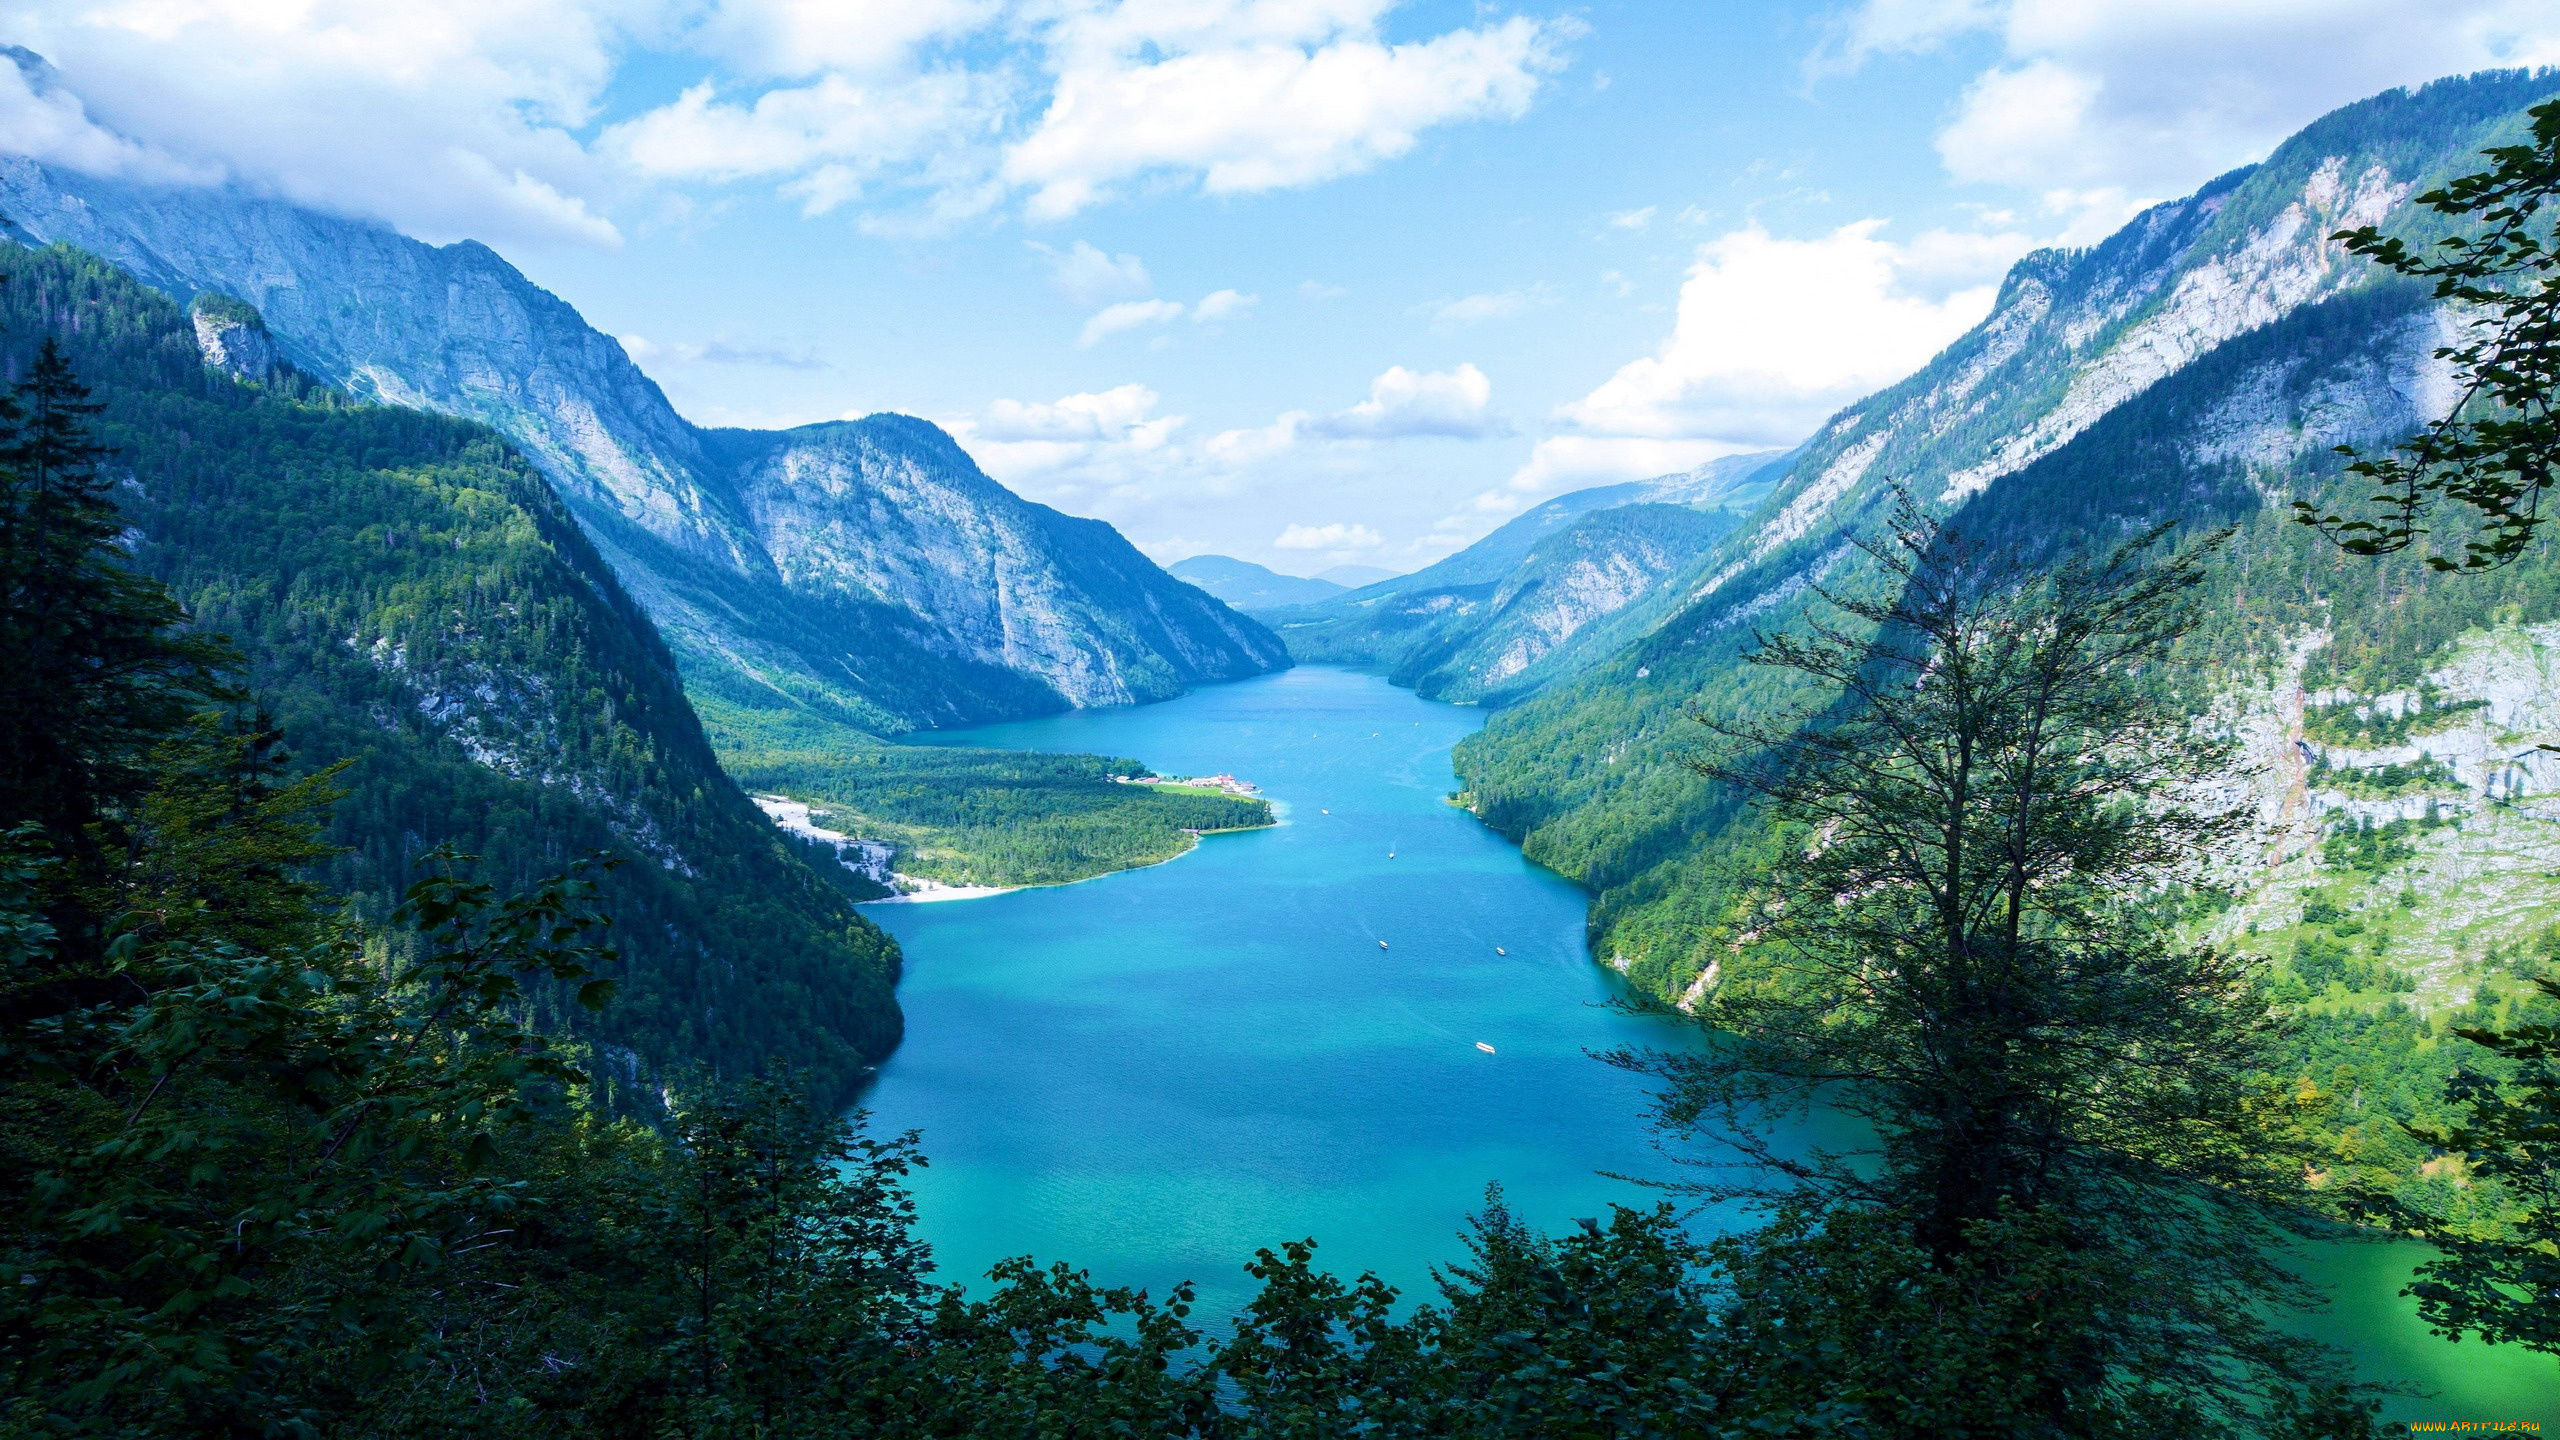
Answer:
[860,666,2556,1427]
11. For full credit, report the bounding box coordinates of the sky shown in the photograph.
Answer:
[4,2,2559,578]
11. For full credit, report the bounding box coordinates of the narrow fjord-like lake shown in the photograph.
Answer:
[863,666,2553,1425]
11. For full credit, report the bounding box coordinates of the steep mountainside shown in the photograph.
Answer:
[1169,555,1347,608]
[1450,71,2560,1200]
[0,62,1282,741]
[0,239,903,1108]
[1263,450,1782,701]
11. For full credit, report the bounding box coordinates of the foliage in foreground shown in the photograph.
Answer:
[1619,503,2384,1433]
[2301,95,2560,570]
[0,257,2417,1440]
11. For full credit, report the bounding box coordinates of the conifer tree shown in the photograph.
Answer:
[1629,499,2375,1434]
[0,335,225,858]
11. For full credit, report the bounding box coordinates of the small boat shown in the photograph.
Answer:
[1379,940,1390,950]
[1387,851,1396,858]
[1496,947,1507,956]
[1321,809,1329,814]
[1475,1042,1496,1054]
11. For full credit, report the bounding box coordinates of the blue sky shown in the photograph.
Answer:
[6,2,2558,576]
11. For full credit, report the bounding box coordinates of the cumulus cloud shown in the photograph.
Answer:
[1033,239,1151,305]
[1076,289,1259,346]
[2,2,629,247]
[0,47,213,183]
[1494,218,2024,501]
[1078,299,1189,347]
[1003,5,1575,218]
[693,0,997,78]
[1424,289,1546,325]
[1191,288,1257,322]
[1822,0,2560,201]
[604,68,1004,218]
[1274,522,1383,550]
[975,384,1179,444]
[0,0,1576,245]
[1566,220,2014,441]
[1309,364,1509,439]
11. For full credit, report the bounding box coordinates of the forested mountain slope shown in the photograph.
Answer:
[1263,450,1783,702]
[1452,68,2560,1201]
[0,48,1282,742]
[0,239,902,1107]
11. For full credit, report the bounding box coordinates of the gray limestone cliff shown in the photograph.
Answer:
[0,81,1282,735]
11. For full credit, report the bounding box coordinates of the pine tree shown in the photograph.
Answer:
[0,335,225,856]
[1624,497,2376,1434]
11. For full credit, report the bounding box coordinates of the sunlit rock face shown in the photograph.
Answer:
[0,143,1282,735]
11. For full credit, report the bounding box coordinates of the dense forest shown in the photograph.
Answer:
[0,240,901,1109]
[714,705,1270,888]
[3,320,2452,1433]
[8,66,2560,1440]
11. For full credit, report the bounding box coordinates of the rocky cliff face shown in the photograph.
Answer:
[1263,450,1778,702]
[0,103,1282,736]
[1449,68,2560,1008]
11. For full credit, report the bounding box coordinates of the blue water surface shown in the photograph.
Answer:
[860,666,2555,1424]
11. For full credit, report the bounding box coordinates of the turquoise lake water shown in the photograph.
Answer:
[863,665,2555,1426]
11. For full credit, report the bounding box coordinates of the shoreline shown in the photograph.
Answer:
[860,804,1285,905]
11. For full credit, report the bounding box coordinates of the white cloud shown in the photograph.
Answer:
[1274,522,1383,550]
[1205,414,1309,467]
[1309,363,1509,439]
[1077,289,1258,346]
[694,0,997,79]
[604,69,1003,217]
[1604,204,1656,230]
[1003,8,1574,218]
[948,384,1189,502]
[1191,288,1256,322]
[1425,289,1544,325]
[1824,0,2560,200]
[975,383,1178,443]
[1491,218,2024,504]
[1078,298,1188,346]
[1560,221,2015,447]
[1032,239,1151,305]
[0,0,1577,245]
[0,48,212,183]
[3,2,631,247]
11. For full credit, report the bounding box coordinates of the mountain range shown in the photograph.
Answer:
[0,43,1284,748]
[1169,555,1352,608]
[0,239,903,1108]
[1408,70,2560,1206]
[1258,449,1786,703]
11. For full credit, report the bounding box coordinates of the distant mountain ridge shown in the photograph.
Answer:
[1169,555,1348,608]
[0,71,1283,739]
[1259,449,1784,702]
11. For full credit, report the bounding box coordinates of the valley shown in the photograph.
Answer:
[6,26,2560,1429]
